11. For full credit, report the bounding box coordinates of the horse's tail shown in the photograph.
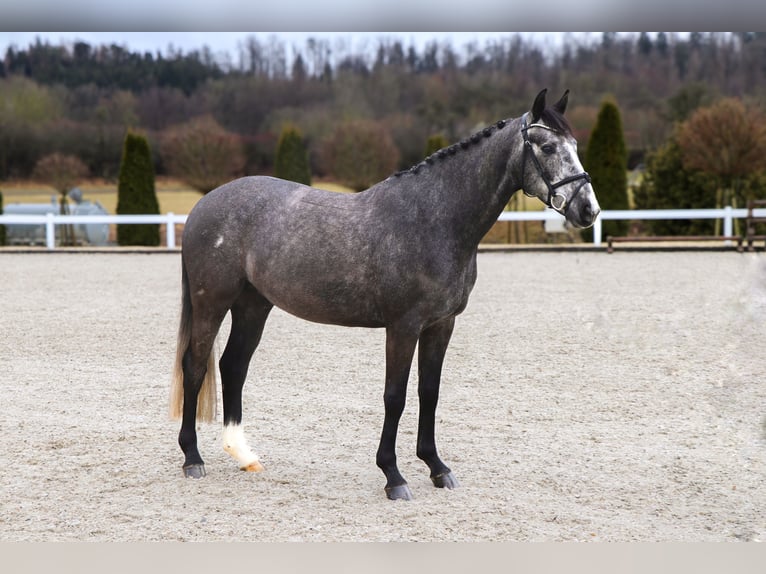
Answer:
[169,260,217,423]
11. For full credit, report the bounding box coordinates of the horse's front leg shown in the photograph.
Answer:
[376,324,419,500]
[417,316,460,490]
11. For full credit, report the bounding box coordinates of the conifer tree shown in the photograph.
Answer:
[116,131,160,246]
[584,97,629,240]
[274,125,311,185]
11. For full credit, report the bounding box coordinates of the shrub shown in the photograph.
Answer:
[678,97,766,210]
[633,136,717,235]
[274,125,311,185]
[116,131,160,246]
[320,119,400,191]
[424,134,449,157]
[162,115,245,194]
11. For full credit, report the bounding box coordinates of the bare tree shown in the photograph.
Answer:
[33,152,89,245]
[678,97,766,233]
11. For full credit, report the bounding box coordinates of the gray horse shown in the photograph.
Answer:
[170,89,600,500]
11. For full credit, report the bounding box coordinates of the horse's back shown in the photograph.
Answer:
[185,176,373,250]
[182,176,386,326]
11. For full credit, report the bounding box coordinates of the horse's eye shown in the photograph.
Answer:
[541,144,556,155]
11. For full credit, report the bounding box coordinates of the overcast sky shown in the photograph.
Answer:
[1,1,763,30]
[0,31,583,62]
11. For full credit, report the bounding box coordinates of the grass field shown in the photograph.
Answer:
[0,178,357,215]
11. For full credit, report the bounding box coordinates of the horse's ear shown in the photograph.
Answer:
[531,89,547,122]
[553,89,569,115]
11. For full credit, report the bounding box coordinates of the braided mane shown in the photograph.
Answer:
[391,103,573,180]
[393,119,509,178]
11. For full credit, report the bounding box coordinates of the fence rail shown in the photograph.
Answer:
[1,207,765,250]
[499,205,765,247]
[0,212,186,249]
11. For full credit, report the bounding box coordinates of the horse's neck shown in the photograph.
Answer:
[416,117,524,247]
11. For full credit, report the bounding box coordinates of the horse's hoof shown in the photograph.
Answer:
[385,484,414,501]
[431,471,459,490]
[183,464,206,479]
[241,461,264,472]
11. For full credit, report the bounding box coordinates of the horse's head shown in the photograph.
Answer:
[519,89,600,229]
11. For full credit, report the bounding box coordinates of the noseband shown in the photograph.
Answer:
[520,115,591,216]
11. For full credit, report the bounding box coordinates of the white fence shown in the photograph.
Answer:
[500,205,764,247]
[1,207,765,250]
[0,212,186,249]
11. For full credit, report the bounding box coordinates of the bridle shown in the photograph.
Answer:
[520,114,591,216]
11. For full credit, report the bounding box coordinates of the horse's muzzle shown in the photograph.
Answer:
[567,186,601,229]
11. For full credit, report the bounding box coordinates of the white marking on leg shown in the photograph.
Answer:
[214,235,224,248]
[222,424,262,471]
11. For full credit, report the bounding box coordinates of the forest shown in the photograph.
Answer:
[1,32,766,187]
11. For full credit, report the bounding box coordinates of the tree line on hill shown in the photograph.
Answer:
[2,32,766,179]
[2,32,766,239]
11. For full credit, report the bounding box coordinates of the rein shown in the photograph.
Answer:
[520,114,591,216]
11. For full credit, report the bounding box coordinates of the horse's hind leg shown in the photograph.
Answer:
[417,316,459,490]
[179,303,229,478]
[220,285,273,472]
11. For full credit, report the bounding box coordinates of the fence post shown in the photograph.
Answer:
[166,212,176,249]
[723,206,733,239]
[592,217,602,247]
[45,212,56,250]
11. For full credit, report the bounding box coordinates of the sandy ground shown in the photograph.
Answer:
[0,250,764,542]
